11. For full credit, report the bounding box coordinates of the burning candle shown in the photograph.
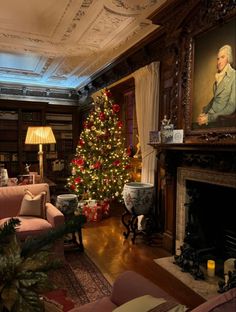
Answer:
[207,260,215,277]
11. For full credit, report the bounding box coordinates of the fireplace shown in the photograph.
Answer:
[175,167,236,276]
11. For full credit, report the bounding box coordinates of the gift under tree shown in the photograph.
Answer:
[67,89,131,220]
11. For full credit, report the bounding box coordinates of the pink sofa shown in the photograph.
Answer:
[0,183,65,257]
[68,271,236,312]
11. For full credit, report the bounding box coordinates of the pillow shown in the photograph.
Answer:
[113,295,187,312]
[167,305,188,312]
[19,190,47,218]
[113,295,166,312]
[151,303,187,312]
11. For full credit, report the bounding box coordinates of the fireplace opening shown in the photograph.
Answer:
[183,180,236,277]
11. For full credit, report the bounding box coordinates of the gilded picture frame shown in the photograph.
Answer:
[183,17,236,137]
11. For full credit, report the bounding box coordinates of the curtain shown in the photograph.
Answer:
[133,62,160,184]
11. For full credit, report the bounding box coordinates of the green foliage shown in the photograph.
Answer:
[67,89,131,201]
[0,215,86,312]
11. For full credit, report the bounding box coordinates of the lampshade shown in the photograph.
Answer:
[25,126,56,181]
[25,127,56,144]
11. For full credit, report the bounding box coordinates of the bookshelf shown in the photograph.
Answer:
[0,109,19,176]
[45,107,80,194]
[0,100,79,186]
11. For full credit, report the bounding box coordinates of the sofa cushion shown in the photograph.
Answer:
[0,183,50,219]
[113,295,187,312]
[113,295,166,312]
[191,288,236,312]
[19,190,47,218]
[0,216,52,240]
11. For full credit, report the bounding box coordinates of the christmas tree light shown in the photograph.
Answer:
[67,89,131,202]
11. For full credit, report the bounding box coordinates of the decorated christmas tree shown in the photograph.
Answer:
[67,89,131,202]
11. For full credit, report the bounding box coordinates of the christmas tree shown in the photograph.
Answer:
[67,89,131,202]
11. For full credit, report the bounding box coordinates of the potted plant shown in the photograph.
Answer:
[0,216,86,312]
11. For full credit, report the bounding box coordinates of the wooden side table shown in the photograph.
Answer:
[56,194,84,252]
[64,213,84,252]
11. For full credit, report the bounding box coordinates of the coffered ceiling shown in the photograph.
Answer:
[0,0,167,91]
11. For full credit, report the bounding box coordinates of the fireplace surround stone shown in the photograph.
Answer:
[175,167,236,255]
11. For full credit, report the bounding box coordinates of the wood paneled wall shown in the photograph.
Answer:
[79,0,236,252]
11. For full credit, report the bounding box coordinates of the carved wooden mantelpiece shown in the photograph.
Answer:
[150,142,236,252]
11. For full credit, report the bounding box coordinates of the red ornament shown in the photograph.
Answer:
[93,161,101,169]
[104,90,112,97]
[70,184,76,190]
[117,121,123,128]
[75,177,82,184]
[112,160,120,166]
[79,139,85,146]
[72,157,84,167]
[99,112,106,121]
[112,104,120,113]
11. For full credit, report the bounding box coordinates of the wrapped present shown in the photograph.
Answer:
[78,199,110,222]
[100,200,110,217]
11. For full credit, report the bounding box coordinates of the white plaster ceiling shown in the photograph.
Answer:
[0,0,166,90]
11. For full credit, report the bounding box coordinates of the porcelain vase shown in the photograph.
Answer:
[56,194,78,215]
[123,182,154,215]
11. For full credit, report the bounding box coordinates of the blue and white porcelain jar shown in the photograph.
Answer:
[123,182,154,215]
[56,194,78,215]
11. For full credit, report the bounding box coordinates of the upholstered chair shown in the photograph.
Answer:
[0,183,65,258]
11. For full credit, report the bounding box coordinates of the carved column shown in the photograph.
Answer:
[156,149,179,252]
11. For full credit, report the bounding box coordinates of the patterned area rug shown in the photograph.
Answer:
[50,252,112,309]
[154,256,220,300]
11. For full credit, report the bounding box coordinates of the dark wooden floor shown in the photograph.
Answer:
[80,203,205,310]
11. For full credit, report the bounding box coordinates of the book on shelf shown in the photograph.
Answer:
[46,114,72,121]
[48,123,72,130]
[0,111,18,120]
[22,111,41,121]
[61,132,73,139]
[0,153,11,161]
[46,152,58,159]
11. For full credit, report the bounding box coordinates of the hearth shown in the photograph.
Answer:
[175,167,236,281]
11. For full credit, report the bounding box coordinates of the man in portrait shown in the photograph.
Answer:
[197,45,236,126]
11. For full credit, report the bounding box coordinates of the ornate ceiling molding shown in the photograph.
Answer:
[0,0,166,89]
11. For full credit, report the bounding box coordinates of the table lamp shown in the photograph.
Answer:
[25,126,56,180]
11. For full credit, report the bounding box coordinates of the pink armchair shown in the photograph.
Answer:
[0,183,65,258]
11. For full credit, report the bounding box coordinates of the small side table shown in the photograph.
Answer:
[64,213,84,252]
[56,194,84,252]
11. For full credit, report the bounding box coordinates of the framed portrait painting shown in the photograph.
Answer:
[184,17,236,136]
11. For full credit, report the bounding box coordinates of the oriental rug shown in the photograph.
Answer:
[154,256,220,300]
[50,252,112,309]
